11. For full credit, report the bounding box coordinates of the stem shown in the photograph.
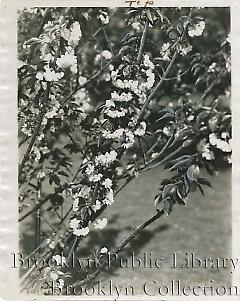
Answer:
[137,19,149,64]
[137,50,178,123]
[72,209,164,287]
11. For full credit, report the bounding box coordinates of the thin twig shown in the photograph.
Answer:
[137,19,149,64]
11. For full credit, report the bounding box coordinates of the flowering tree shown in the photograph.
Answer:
[18,7,231,293]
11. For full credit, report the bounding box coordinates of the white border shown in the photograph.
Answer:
[0,0,239,300]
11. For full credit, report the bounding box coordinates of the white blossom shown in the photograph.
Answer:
[163,127,171,136]
[102,50,112,60]
[208,62,217,73]
[95,150,118,166]
[52,255,66,266]
[36,72,44,80]
[160,43,171,61]
[56,51,77,69]
[72,199,79,212]
[100,247,108,253]
[36,171,46,179]
[134,121,146,136]
[70,63,78,74]
[106,108,127,118]
[79,185,91,198]
[102,73,111,81]
[78,76,88,85]
[102,178,112,189]
[102,128,124,140]
[94,218,108,229]
[32,146,41,161]
[221,132,228,139]
[99,12,109,24]
[111,91,133,102]
[143,54,154,69]
[85,164,94,175]
[122,130,135,148]
[105,99,115,108]
[209,133,231,152]
[197,139,215,161]
[73,89,91,112]
[47,239,56,249]
[69,22,82,46]
[89,173,103,182]
[42,66,64,82]
[70,218,80,229]
[188,21,205,37]
[92,200,102,212]
[180,45,193,56]
[104,189,114,205]
[73,226,89,236]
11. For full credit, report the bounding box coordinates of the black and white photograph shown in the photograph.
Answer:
[1,1,240,300]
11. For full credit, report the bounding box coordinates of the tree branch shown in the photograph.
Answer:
[72,209,164,287]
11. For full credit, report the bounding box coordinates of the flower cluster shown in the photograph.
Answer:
[56,49,77,69]
[197,132,231,162]
[209,133,231,153]
[160,43,171,61]
[197,138,215,161]
[98,11,110,24]
[111,54,155,98]
[188,20,205,37]
[67,54,155,237]
[36,66,64,82]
